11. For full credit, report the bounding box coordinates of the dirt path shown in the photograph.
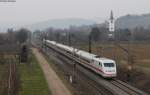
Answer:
[32,48,72,95]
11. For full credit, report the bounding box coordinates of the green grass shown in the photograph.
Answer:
[0,63,9,95]
[18,53,51,95]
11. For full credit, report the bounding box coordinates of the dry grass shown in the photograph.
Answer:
[79,43,150,94]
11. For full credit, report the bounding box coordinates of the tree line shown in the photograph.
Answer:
[0,28,31,45]
[33,25,150,46]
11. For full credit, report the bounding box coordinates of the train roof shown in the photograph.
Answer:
[77,50,115,62]
[77,50,96,56]
[46,40,115,63]
[46,40,56,44]
[93,57,115,63]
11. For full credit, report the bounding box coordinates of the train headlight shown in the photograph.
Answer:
[106,70,115,72]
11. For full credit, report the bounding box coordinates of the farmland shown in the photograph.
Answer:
[77,43,150,94]
[0,51,51,95]
[0,64,9,95]
[18,52,51,95]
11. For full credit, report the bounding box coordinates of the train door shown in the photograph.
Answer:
[93,61,98,72]
[99,62,103,71]
[90,59,94,64]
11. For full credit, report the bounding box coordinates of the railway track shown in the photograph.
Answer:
[42,43,148,95]
[76,70,113,95]
[110,79,147,95]
[45,48,113,95]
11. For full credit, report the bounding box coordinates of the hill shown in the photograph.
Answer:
[26,18,96,31]
[116,14,150,29]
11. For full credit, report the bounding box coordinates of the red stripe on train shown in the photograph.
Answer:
[80,61,115,75]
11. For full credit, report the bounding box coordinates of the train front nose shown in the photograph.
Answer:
[103,62,117,77]
[103,68,117,77]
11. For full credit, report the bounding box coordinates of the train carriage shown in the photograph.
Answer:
[44,39,117,78]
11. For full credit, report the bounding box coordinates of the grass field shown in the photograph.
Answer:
[0,64,9,95]
[78,43,150,94]
[18,52,51,95]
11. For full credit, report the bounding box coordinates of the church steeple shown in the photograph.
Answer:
[109,10,115,32]
[110,10,114,20]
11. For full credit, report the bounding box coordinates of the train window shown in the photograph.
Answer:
[104,63,114,67]
[99,62,102,67]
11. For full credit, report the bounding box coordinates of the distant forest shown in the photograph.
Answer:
[33,25,150,46]
[1,13,150,45]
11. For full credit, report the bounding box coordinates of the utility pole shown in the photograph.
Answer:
[41,32,44,50]
[127,30,133,82]
[70,37,77,84]
[72,37,77,84]
[68,31,71,46]
[88,34,92,53]
[44,32,47,52]
[73,48,76,83]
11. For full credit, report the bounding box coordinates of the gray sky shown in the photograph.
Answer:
[0,0,150,26]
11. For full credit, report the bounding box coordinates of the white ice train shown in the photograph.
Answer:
[45,40,117,78]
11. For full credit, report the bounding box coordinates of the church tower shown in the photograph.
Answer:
[109,10,115,32]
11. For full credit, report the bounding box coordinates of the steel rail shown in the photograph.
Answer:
[110,79,148,95]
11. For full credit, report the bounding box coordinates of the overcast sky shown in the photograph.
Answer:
[0,0,150,26]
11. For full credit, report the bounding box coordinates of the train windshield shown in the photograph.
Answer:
[104,63,114,67]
